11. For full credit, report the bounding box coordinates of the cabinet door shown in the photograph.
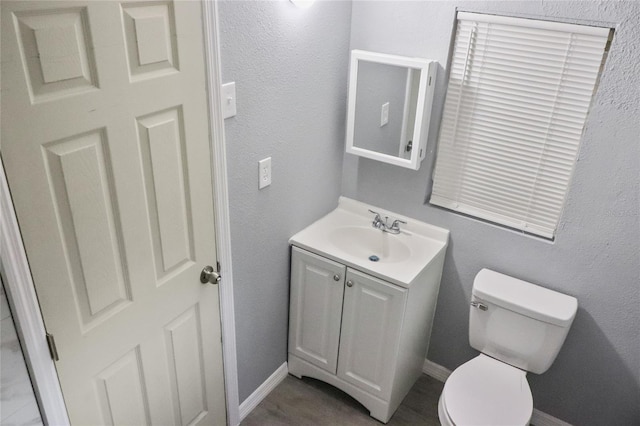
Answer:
[337,269,407,400]
[289,247,346,374]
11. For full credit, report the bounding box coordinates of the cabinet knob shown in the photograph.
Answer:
[333,274,340,281]
[346,280,354,287]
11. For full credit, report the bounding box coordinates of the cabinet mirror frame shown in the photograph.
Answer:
[346,50,437,170]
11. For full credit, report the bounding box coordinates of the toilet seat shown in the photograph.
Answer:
[441,354,533,426]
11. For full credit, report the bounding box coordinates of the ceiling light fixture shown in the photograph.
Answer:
[290,0,315,9]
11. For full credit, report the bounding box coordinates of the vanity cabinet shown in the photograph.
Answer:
[288,246,439,423]
[337,268,406,401]
[288,248,345,374]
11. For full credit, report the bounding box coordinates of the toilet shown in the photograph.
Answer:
[438,269,578,426]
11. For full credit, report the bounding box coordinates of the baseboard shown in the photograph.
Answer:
[422,358,452,382]
[422,359,572,426]
[238,362,289,422]
[530,409,573,426]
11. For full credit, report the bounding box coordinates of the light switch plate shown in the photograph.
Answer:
[259,157,271,189]
[380,102,389,127]
[221,82,237,119]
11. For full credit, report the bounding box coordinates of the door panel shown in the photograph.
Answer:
[95,347,151,426]
[337,269,407,400]
[165,306,208,426]
[137,107,195,279]
[289,247,345,374]
[1,1,226,424]
[43,129,132,326]
[13,6,98,102]
[121,1,179,80]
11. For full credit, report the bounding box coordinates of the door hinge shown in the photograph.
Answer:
[216,261,221,273]
[46,333,59,361]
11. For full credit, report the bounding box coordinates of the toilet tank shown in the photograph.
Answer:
[469,269,578,374]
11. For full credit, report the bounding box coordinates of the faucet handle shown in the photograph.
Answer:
[389,219,407,234]
[368,209,382,219]
[368,210,385,230]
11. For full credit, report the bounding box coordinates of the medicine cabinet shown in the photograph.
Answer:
[345,50,437,170]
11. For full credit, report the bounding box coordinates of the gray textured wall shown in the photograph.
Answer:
[218,0,352,402]
[345,1,639,425]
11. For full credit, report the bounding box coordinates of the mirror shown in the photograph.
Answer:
[345,50,437,170]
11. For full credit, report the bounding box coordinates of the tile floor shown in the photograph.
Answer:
[241,373,444,425]
[1,283,43,426]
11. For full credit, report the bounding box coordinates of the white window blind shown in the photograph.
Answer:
[430,12,610,238]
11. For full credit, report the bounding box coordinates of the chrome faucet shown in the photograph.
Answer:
[369,209,386,230]
[368,210,407,234]
[388,218,407,234]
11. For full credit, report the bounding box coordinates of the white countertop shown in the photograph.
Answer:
[289,197,449,287]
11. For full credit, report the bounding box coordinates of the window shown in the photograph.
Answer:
[430,12,611,238]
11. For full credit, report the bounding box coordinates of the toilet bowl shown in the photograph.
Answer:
[437,269,577,426]
[438,354,532,426]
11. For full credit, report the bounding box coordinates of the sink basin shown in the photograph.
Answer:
[328,226,411,263]
[289,197,449,287]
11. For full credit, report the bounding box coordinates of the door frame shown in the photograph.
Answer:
[1,159,70,425]
[0,1,241,425]
[201,0,241,424]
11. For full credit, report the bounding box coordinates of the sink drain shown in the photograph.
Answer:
[368,255,380,262]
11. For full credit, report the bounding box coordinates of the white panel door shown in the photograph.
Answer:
[1,1,226,424]
[289,247,345,374]
[337,269,406,400]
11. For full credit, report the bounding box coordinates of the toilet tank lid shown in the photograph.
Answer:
[473,269,578,327]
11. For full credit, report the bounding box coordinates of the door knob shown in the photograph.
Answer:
[200,266,221,285]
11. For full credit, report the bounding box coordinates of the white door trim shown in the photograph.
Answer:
[201,1,241,425]
[0,159,70,426]
[0,1,240,425]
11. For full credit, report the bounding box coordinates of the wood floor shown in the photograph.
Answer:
[241,374,444,425]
